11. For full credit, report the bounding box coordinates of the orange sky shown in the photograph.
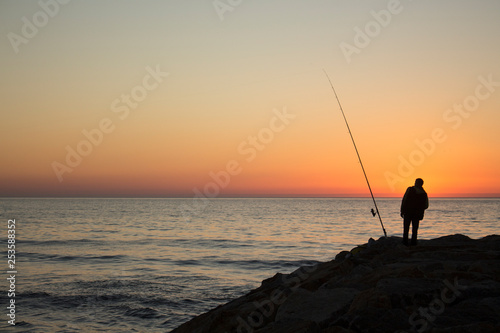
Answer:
[1,1,499,198]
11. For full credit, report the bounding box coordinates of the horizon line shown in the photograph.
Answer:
[1,194,499,199]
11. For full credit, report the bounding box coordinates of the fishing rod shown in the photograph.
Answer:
[323,69,387,237]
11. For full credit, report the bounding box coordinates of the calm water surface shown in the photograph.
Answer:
[0,198,498,332]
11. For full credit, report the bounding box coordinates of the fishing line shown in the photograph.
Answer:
[323,69,387,237]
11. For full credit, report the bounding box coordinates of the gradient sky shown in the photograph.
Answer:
[1,0,499,197]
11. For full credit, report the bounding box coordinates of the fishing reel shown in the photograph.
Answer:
[371,208,376,217]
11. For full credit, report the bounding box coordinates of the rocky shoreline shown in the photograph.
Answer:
[172,234,500,333]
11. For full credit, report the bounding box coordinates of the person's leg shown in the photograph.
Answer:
[410,217,420,246]
[403,215,411,246]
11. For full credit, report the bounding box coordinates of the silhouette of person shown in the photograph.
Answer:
[401,178,429,246]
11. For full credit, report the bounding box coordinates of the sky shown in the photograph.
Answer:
[1,0,499,198]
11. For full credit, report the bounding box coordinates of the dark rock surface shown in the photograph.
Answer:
[171,234,500,333]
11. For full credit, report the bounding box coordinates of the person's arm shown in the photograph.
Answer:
[401,187,410,217]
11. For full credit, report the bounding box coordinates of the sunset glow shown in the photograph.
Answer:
[1,1,499,198]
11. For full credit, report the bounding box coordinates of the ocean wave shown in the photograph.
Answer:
[209,258,320,271]
[168,238,253,248]
[15,238,98,246]
[19,252,130,262]
[124,307,162,319]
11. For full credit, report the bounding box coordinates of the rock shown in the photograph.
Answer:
[335,251,350,261]
[336,307,409,333]
[275,288,358,324]
[255,318,319,333]
[321,327,355,333]
[347,288,391,313]
[171,234,500,333]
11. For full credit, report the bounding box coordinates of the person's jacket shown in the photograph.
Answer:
[401,186,429,220]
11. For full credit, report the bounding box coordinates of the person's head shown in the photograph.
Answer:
[415,178,424,187]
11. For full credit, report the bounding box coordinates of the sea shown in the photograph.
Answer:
[0,198,498,332]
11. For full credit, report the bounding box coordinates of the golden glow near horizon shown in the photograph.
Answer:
[1,0,499,197]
